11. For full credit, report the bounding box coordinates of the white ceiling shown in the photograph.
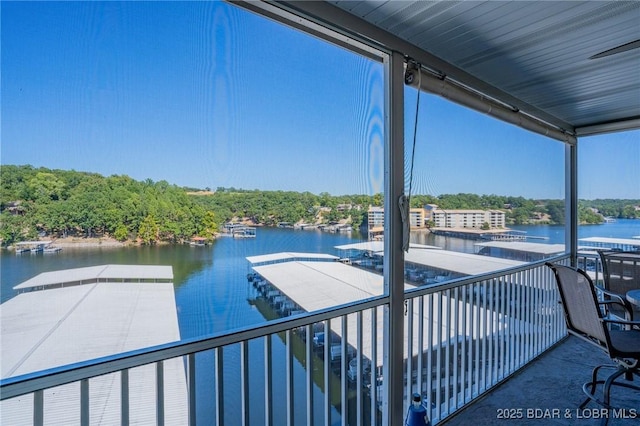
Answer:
[285,1,640,136]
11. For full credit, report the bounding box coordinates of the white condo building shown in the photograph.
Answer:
[368,204,506,231]
[425,204,506,229]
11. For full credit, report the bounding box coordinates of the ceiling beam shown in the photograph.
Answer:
[575,117,640,137]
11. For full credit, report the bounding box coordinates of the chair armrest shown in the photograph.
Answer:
[594,286,634,321]
[602,318,640,331]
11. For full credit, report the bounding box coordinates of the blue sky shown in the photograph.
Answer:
[2,1,638,199]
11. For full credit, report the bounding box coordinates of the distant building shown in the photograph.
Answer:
[367,204,506,235]
[425,204,505,229]
[336,203,361,212]
[368,206,384,228]
[367,206,385,240]
[409,208,426,228]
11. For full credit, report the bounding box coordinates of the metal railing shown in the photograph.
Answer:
[402,259,568,423]
[1,256,571,426]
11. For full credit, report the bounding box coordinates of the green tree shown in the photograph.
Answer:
[0,212,30,245]
[138,214,159,244]
[546,200,565,225]
[622,205,638,219]
[200,211,218,240]
[114,223,129,241]
[27,172,65,202]
[578,206,603,224]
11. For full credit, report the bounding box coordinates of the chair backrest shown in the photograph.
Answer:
[598,250,640,296]
[546,263,608,347]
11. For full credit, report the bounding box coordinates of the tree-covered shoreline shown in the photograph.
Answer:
[1,165,638,246]
[0,165,217,246]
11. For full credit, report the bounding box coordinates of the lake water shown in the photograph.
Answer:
[1,228,364,425]
[2,220,639,424]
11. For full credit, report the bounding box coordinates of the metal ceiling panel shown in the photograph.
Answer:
[326,0,640,134]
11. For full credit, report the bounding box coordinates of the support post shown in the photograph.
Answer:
[383,50,405,426]
[566,141,578,266]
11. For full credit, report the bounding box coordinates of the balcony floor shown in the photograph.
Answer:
[443,335,639,425]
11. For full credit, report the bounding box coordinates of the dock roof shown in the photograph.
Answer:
[252,260,527,368]
[336,242,521,275]
[579,237,640,247]
[253,260,391,309]
[15,240,53,246]
[334,241,441,252]
[1,270,186,425]
[475,241,566,255]
[246,252,338,265]
[404,248,523,275]
[13,264,173,290]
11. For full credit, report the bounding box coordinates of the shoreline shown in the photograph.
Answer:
[48,239,127,248]
[3,219,638,250]
[7,237,127,250]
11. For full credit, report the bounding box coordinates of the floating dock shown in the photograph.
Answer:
[222,223,256,238]
[1,265,187,425]
[14,240,60,255]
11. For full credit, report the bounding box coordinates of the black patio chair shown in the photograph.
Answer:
[598,250,640,320]
[546,262,640,425]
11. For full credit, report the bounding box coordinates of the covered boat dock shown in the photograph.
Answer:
[475,241,566,262]
[13,264,173,293]
[335,242,524,285]
[1,265,187,425]
[248,254,534,377]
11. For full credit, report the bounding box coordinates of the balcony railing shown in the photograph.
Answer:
[1,256,570,426]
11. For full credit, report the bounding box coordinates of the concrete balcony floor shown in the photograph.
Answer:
[443,335,639,425]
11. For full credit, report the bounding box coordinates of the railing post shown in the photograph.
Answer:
[341,315,348,426]
[241,341,250,426]
[80,378,89,426]
[33,390,43,426]
[370,307,378,424]
[416,297,424,407]
[264,335,273,426]
[406,298,413,406]
[156,361,164,426]
[286,329,294,426]
[306,324,314,426]
[356,311,363,426]
[324,319,331,426]
[187,353,196,426]
[215,347,224,426]
[121,369,129,426]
